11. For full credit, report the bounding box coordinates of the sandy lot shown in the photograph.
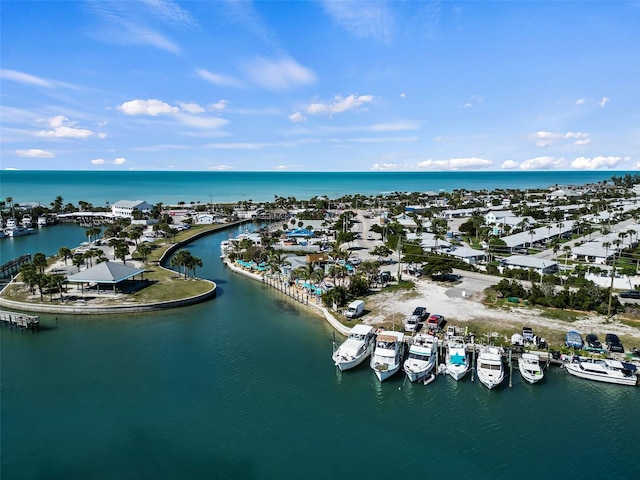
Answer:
[363,274,640,344]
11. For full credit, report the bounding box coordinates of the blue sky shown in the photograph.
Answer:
[1,1,638,172]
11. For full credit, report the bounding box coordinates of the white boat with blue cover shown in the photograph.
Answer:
[332,324,376,371]
[403,333,438,382]
[445,336,470,381]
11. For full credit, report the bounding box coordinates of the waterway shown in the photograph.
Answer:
[1,224,639,479]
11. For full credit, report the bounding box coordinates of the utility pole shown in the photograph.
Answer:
[397,236,403,282]
[606,253,617,321]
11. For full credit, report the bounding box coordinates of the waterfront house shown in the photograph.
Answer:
[111,200,153,219]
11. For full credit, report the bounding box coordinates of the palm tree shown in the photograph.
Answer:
[58,247,72,265]
[32,252,47,274]
[114,243,129,265]
[137,243,152,265]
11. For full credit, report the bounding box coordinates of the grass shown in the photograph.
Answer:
[2,222,243,307]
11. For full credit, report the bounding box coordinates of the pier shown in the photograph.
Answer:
[0,310,40,331]
[0,254,32,279]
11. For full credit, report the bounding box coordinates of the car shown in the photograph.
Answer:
[522,326,534,343]
[427,314,445,330]
[411,306,428,322]
[585,334,603,352]
[605,333,624,353]
[619,290,640,299]
[367,233,373,240]
[404,307,428,332]
[565,331,583,349]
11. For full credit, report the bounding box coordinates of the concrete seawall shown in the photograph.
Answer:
[224,259,351,337]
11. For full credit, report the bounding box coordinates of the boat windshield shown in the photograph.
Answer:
[408,352,431,362]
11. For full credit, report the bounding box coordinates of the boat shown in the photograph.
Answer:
[565,358,638,386]
[445,336,470,381]
[518,352,544,384]
[37,216,48,227]
[370,331,405,381]
[21,215,32,228]
[5,218,17,229]
[476,346,505,389]
[332,324,376,371]
[5,226,34,237]
[403,333,438,382]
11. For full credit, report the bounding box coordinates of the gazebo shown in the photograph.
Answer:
[66,261,146,295]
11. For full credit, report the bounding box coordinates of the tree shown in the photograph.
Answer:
[58,247,72,265]
[32,252,48,274]
[19,263,38,294]
[114,243,129,265]
[137,243,152,265]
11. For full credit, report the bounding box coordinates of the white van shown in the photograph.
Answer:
[345,300,365,319]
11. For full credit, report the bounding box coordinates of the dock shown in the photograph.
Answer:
[0,310,40,331]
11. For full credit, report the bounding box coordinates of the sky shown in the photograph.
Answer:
[1,1,639,172]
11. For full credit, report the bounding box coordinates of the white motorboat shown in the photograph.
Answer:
[565,358,638,386]
[476,346,505,389]
[5,226,33,237]
[21,215,32,228]
[403,333,438,382]
[5,218,17,229]
[37,216,48,227]
[518,353,544,384]
[445,336,470,381]
[370,331,405,382]
[332,324,376,371]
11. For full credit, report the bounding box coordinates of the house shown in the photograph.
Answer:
[111,200,153,218]
[501,256,559,275]
[446,246,486,265]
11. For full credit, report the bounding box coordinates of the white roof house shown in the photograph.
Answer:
[501,255,559,274]
[111,200,153,218]
[446,246,486,265]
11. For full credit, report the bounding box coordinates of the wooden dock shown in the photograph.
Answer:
[0,310,40,331]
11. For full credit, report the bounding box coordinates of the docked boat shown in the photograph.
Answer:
[445,336,470,381]
[403,333,438,382]
[21,215,32,228]
[37,216,48,227]
[5,218,17,229]
[518,352,544,384]
[476,346,505,389]
[565,358,638,386]
[5,226,34,237]
[332,324,376,371]
[370,331,405,382]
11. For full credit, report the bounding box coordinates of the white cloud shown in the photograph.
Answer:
[196,68,242,88]
[118,99,179,116]
[179,102,205,114]
[576,98,586,105]
[274,165,291,171]
[519,156,565,170]
[113,157,127,165]
[208,164,234,171]
[571,156,622,170]
[16,148,54,158]
[174,113,229,129]
[243,57,316,91]
[36,115,94,138]
[501,160,519,169]
[98,132,108,139]
[209,100,229,111]
[370,163,398,171]
[0,69,53,88]
[400,93,406,98]
[463,103,473,108]
[91,158,105,165]
[599,96,610,107]
[289,112,306,123]
[307,94,373,116]
[143,0,195,26]
[417,157,492,170]
[322,1,391,42]
[434,136,444,142]
[530,130,590,147]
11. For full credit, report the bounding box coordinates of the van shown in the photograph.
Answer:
[345,300,365,319]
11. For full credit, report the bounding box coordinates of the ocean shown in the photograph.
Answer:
[1,223,638,479]
[1,169,632,207]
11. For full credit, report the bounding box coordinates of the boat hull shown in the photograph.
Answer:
[404,362,435,382]
[565,364,638,386]
[333,349,371,371]
[446,365,469,381]
[373,363,401,381]
[519,365,544,384]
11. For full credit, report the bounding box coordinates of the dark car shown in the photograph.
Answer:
[605,333,624,353]
[619,290,640,299]
[411,307,428,322]
[585,334,603,351]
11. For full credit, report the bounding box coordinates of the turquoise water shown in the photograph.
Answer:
[1,170,630,207]
[1,225,639,479]
[0,224,88,264]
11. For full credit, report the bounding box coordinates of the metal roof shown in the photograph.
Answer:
[66,261,146,284]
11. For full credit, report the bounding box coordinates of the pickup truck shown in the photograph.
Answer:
[427,314,445,330]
